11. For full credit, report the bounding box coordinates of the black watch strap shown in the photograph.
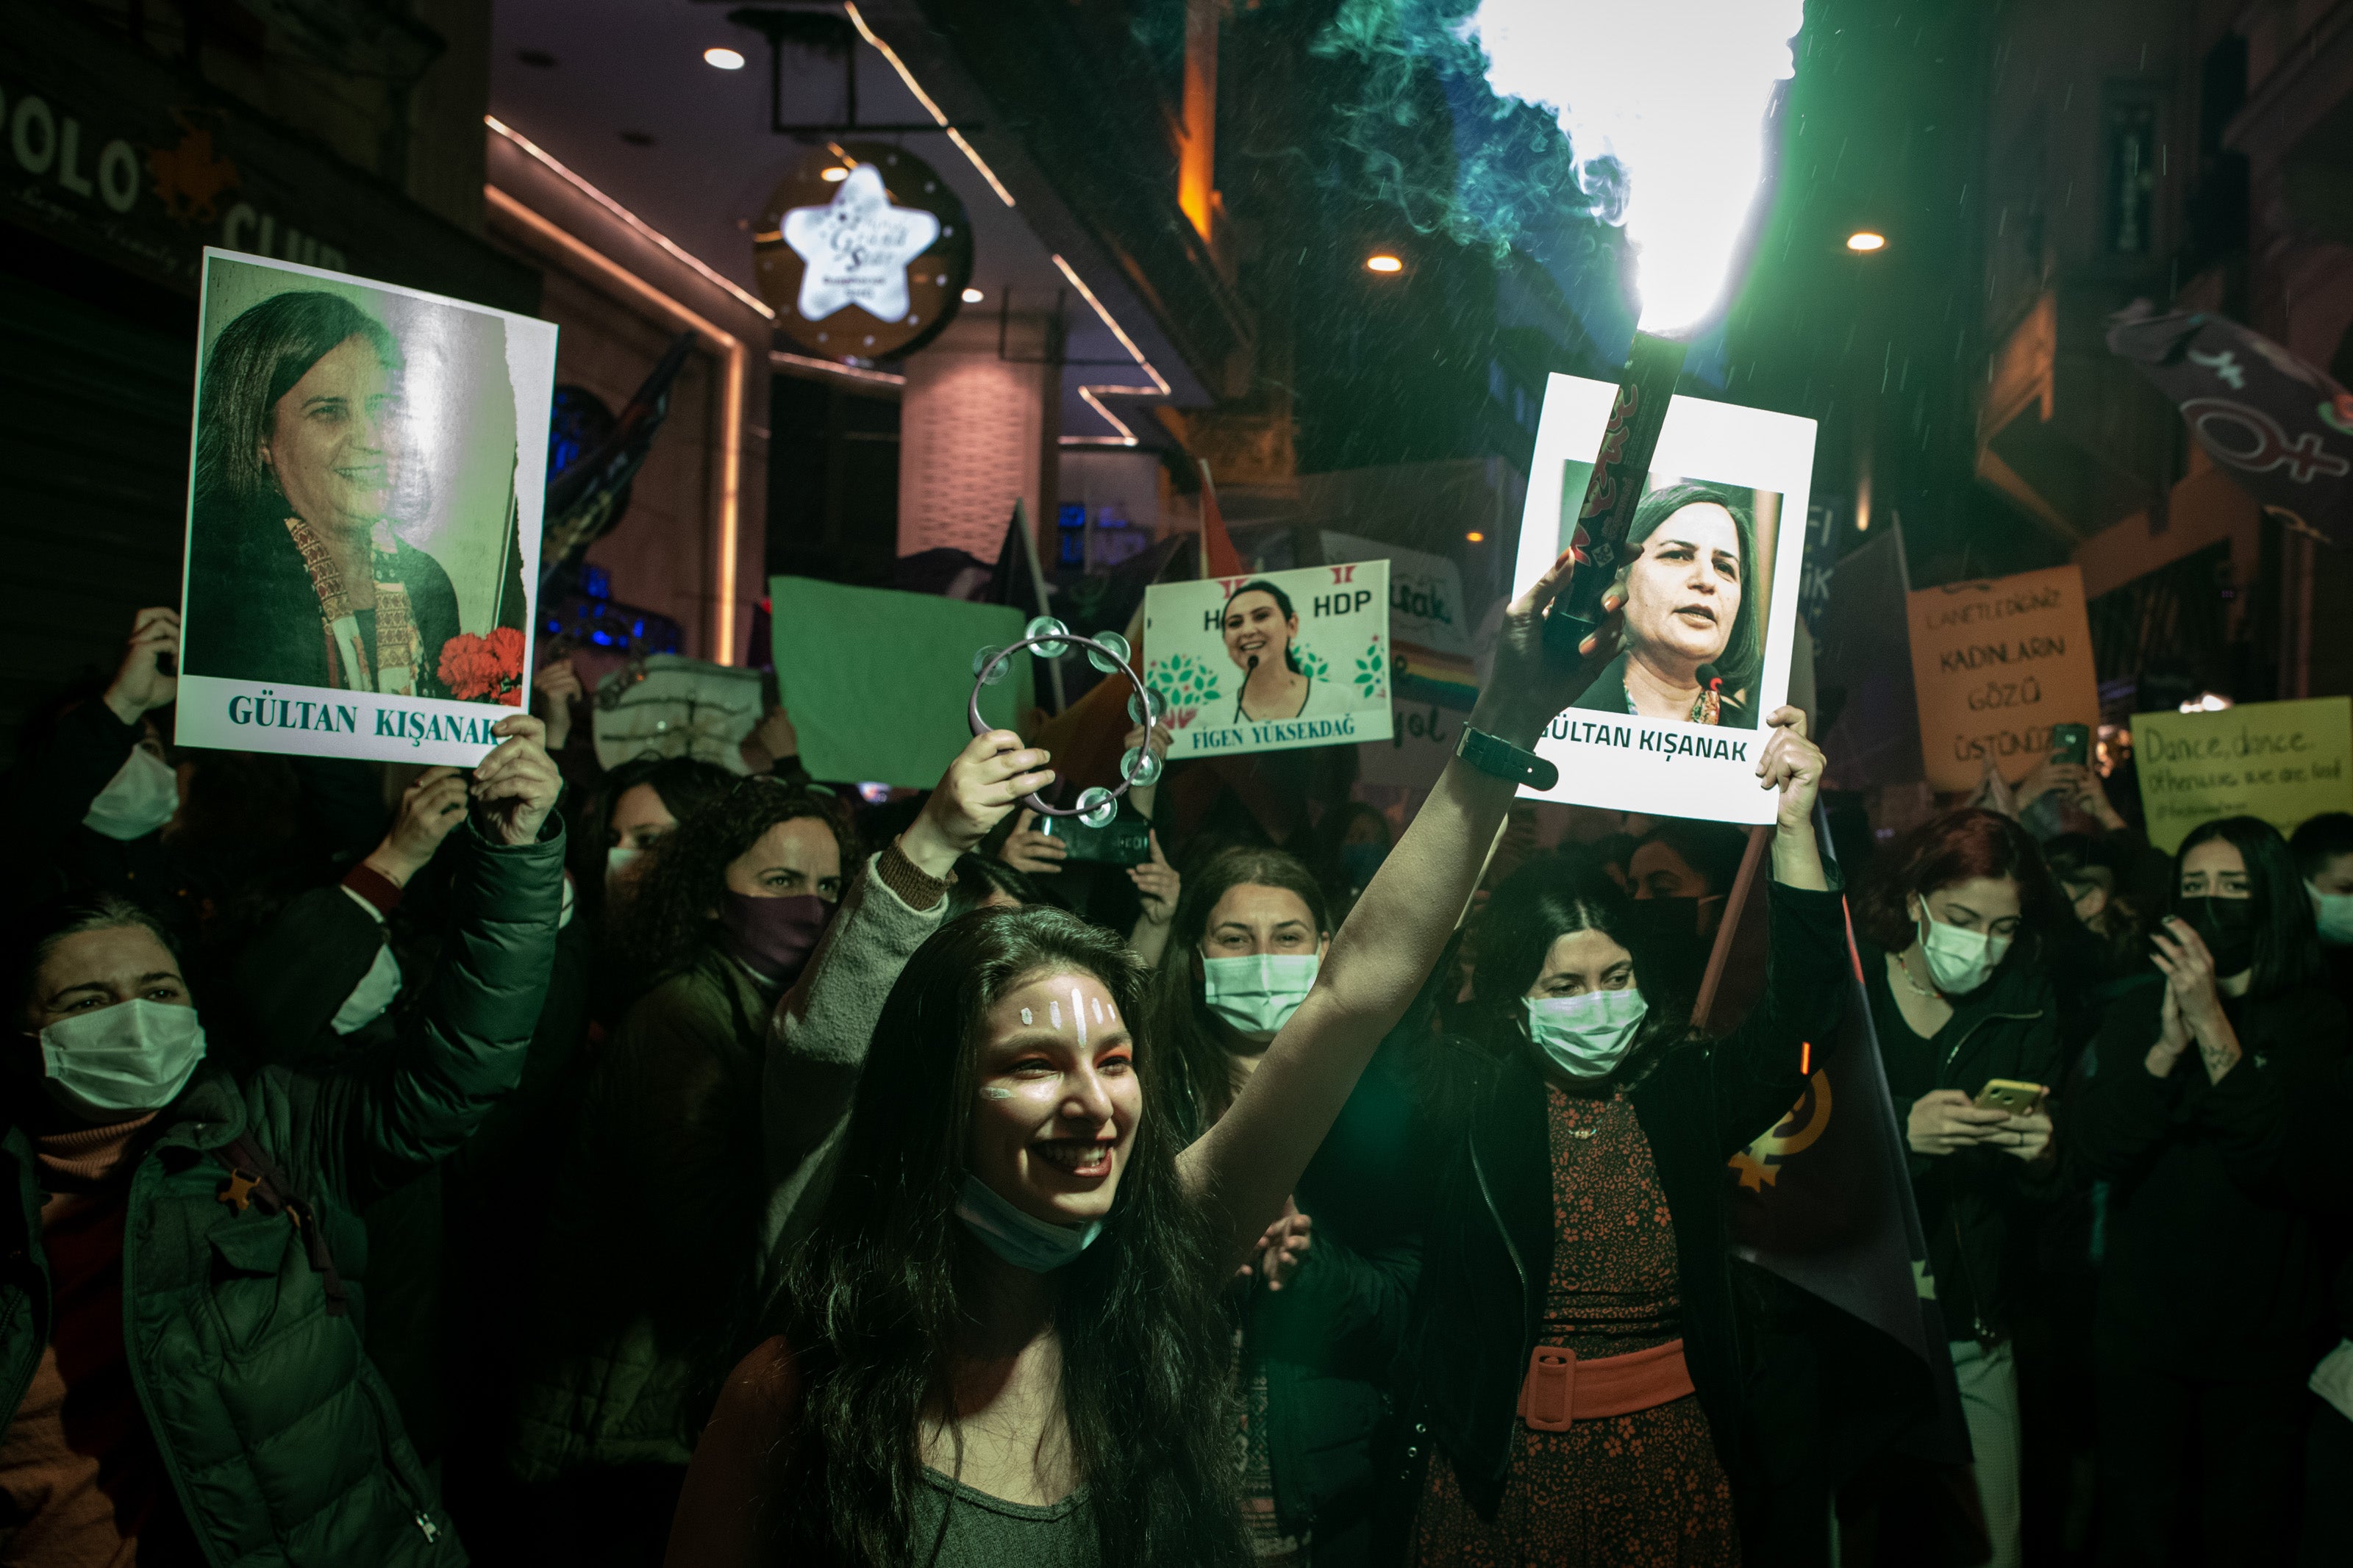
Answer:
[1454,724,1558,791]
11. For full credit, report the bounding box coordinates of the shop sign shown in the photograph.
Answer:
[754,140,972,361]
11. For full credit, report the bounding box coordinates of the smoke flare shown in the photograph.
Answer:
[1465,0,1806,333]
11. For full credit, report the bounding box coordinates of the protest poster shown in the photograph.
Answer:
[174,248,558,765]
[769,576,1032,789]
[2131,696,2353,853]
[1322,531,1479,709]
[590,655,767,775]
[1507,374,1815,824]
[1141,562,1394,759]
[1904,565,2099,792]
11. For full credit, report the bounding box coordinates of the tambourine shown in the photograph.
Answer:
[970,617,1163,826]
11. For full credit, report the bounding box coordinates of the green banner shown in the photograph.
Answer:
[770,576,1033,788]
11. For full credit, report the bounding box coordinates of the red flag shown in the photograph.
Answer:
[1198,459,1245,579]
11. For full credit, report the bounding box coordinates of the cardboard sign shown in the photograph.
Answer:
[1904,565,2099,792]
[769,576,1032,789]
[1507,375,1815,825]
[590,655,766,774]
[175,248,557,764]
[1322,531,1478,709]
[2131,696,2353,853]
[1142,562,1394,757]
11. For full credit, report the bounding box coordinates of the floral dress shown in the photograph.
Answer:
[1413,1086,1738,1567]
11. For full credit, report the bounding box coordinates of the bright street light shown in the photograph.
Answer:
[1365,253,1404,273]
[1846,230,1886,252]
[704,46,746,70]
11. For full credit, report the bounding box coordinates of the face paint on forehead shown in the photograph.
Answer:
[1071,984,1088,1048]
[1021,1008,1032,1026]
[1049,998,1062,1031]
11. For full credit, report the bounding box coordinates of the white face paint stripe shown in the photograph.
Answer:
[1071,984,1087,1047]
[1021,1008,1033,1026]
[981,1086,1015,1099]
[1049,998,1062,1030]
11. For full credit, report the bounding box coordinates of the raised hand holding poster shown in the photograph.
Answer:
[175,248,558,764]
[1143,563,1393,757]
[1507,374,1815,824]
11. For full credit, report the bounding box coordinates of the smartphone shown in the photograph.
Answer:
[2049,723,2090,768]
[1038,810,1151,865]
[1975,1078,2046,1115]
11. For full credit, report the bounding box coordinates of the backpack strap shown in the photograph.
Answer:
[211,1134,350,1317]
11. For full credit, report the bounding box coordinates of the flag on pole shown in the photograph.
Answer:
[1198,459,1246,579]
[988,498,1065,712]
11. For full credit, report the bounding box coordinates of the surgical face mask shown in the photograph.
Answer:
[330,943,402,1035]
[1915,902,2011,995]
[39,998,208,1121]
[716,892,833,987]
[1524,987,1649,1078]
[2308,881,2353,947]
[2177,895,2257,975]
[955,1172,1104,1273]
[84,746,179,842]
[1200,953,1319,1039]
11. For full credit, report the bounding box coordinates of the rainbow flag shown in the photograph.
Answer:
[1393,642,1479,710]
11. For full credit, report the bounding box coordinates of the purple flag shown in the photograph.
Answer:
[2107,301,2353,544]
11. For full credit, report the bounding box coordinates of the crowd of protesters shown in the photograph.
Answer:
[4,577,2351,1568]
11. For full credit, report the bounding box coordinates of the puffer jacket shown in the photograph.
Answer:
[0,818,564,1567]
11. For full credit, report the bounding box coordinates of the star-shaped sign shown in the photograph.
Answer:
[779,164,942,324]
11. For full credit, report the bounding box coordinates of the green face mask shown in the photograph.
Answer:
[38,999,208,1122]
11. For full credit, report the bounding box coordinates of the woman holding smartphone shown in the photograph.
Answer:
[2072,815,2343,1568]
[1852,809,2064,1568]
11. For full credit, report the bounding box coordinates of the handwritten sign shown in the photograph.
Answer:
[2131,696,2353,853]
[1905,565,2099,792]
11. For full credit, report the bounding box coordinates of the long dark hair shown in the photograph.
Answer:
[1221,580,1304,675]
[1144,845,1329,1134]
[609,776,855,995]
[1627,481,1763,701]
[769,907,1248,1568]
[1853,808,2057,964]
[2175,815,2318,998]
[1469,859,1690,1081]
[196,291,400,510]
[568,753,736,937]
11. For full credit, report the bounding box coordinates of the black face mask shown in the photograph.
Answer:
[2174,895,2259,977]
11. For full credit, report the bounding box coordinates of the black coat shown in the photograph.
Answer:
[183,498,460,698]
[2071,979,2350,1381]
[1384,880,1850,1547]
[1860,942,2064,1343]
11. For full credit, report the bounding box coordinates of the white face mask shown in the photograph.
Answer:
[1916,902,2010,995]
[1200,953,1319,1039]
[40,998,208,1120]
[330,943,403,1035]
[1524,987,1649,1078]
[2309,881,2353,947]
[84,746,179,842]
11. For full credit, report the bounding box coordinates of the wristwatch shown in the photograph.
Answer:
[1454,724,1558,791]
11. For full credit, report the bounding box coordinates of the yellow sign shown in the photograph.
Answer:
[2131,696,2353,853]
[1906,565,2100,792]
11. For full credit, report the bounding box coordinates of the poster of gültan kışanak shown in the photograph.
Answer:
[1142,562,1394,758]
[174,248,559,765]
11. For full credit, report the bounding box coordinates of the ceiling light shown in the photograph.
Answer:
[704,46,746,70]
[819,165,849,182]
[1464,531,1485,543]
[962,287,985,304]
[2182,692,2233,712]
[1365,252,1404,273]
[1846,230,1886,252]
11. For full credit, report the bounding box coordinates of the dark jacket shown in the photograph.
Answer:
[1860,942,2064,1343]
[1,819,563,1567]
[0,698,171,917]
[183,499,460,699]
[1386,880,1849,1546]
[2071,979,2350,1381]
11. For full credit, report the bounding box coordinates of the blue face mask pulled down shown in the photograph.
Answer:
[955,1173,1104,1273]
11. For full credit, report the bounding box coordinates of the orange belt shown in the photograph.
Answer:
[1513,1339,1696,1432]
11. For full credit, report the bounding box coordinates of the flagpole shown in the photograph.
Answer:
[1690,824,1771,1029]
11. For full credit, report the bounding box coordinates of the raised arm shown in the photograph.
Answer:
[1176,553,1585,1259]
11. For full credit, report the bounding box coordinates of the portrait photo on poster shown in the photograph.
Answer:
[173,248,559,766]
[1510,374,1816,824]
[1141,561,1395,758]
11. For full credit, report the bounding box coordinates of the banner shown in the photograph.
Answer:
[1507,375,1816,824]
[174,248,557,765]
[1813,529,1922,792]
[1141,562,1394,758]
[1904,565,2099,793]
[769,576,1032,789]
[2131,695,2353,853]
[1322,530,1479,709]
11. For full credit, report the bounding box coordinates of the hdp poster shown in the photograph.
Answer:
[1142,562,1394,757]
[1507,374,1816,825]
[174,248,558,764]
[1904,565,2099,793]
[2132,696,2353,853]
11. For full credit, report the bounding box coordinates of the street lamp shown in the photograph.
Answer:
[1365,252,1404,274]
[1846,230,1886,252]
[704,46,746,70]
